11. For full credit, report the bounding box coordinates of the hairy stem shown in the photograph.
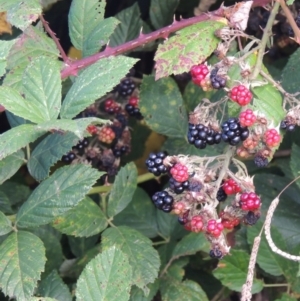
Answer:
[250,1,280,80]
[40,14,69,63]
[60,0,272,79]
[88,172,157,195]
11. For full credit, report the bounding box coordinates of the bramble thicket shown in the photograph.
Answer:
[1,0,300,300]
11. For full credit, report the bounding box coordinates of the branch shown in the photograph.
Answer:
[250,1,280,80]
[60,0,273,79]
[40,14,69,63]
[278,0,300,44]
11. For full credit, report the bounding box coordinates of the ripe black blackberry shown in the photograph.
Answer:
[244,211,260,225]
[119,78,135,96]
[216,186,227,202]
[187,123,221,149]
[221,118,249,146]
[254,155,268,168]
[169,177,189,194]
[125,104,143,120]
[75,138,89,150]
[209,248,223,259]
[145,152,168,176]
[62,152,76,163]
[115,113,128,128]
[210,68,226,89]
[280,120,296,132]
[113,145,128,157]
[151,191,174,213]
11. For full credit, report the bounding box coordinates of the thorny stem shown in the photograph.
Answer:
[40,14,69,63]
[60,0,273,79]
[87,172,157,195]
[278,0,300,44]
[250,1,280,80]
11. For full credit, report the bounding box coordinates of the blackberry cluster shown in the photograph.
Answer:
[244,211,260,225]
[125,104,143,120]
[151,191,174,213]
[209,248,223,259]
[145,152,168,176]
[169,177,189,194]
[187,123,222,149]
[62,152,76,163]
[210,68,226,89]
[221,118,249,146]
[75,138,89,150]
[254,155,268,168]
[118,78,135,96]
[113,145,128,157]
[216,186,227,202]
[280,120,296,132]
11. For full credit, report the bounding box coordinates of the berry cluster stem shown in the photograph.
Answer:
[250,1,280,80]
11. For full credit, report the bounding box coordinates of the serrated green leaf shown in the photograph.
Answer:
[68,235,99,258]
[275,293,297,301]
[27,132,79,181]
[172,232,209,258]
[290,143,300,189]
[252,85,285,127]
[282,44,300,95]
[247,221,285,276]
[16,164,101,228]
[0,150,25,185]
[213,249,263,293]
[0,39,16,77]
[5,26,59,90]
[156,209,187,240]
[60,56,138,119]
[113,187,158,238]
[109,3,143,47]
[29,298,58,301]
[52,196,107,237]
[129,281,160,301]
[139,76,188,138]
[76,247,132,301]
[0,124,46,160]
[0,0,41,30]
[0,181,31,206]
[31,225,63,276]
[0,86,51,124]
[161,279,208,301]
[150,0,179,30]
[0,191,13,214]
[22,56,62,121]
[154,20,226,79]
[0,231,46,301]
[68,0,118,57]
[0,211,13,236]
[102,226,160,294]
[36,117,107,139]
[37,270,72,301]
[107,162,137,217]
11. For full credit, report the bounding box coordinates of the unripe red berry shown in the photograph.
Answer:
[170,163,189,183]
[264,129,281,147]
[87,125,98,135]
[98,126,116,144]
[223,178,241,195]
[190,215,204,233]
[239,192,261,211]
[229,85,252,106]
[173,202,187,215]
[239,109,256,127]
[206,219,224,237]
[128,96,139,107]
[190,64,209,82]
